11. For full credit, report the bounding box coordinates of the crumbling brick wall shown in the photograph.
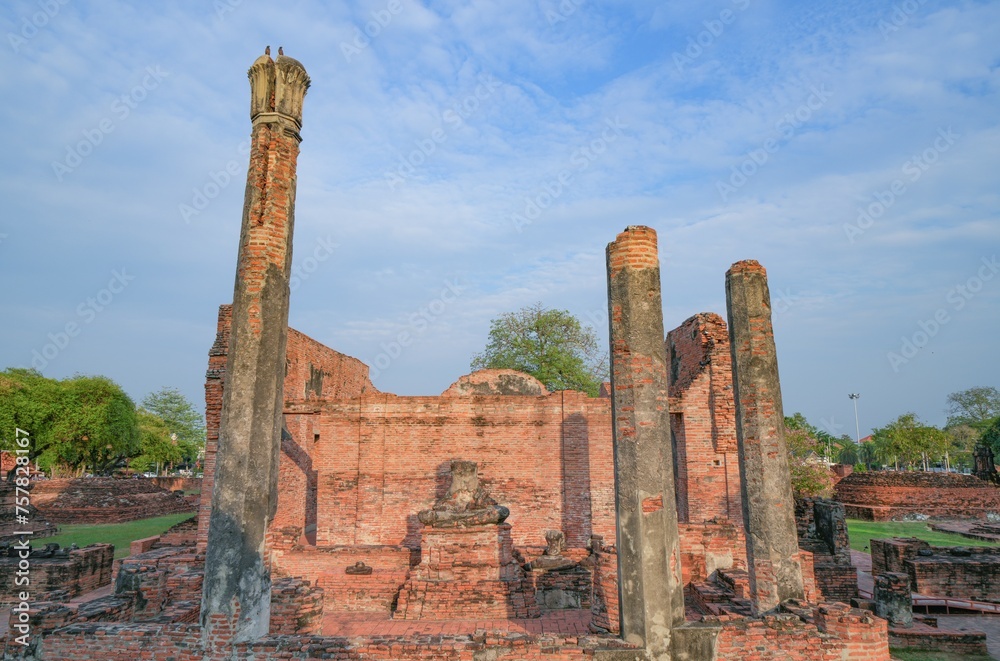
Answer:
[667,313,742,527]
[280,388,615,555]
[869,539,1000,614]
[199,305,377,551]
[30,478,194,524]
[835,471,1000,520]
[0,544,114,604]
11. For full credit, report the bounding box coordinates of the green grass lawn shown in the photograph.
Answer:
[33,513,196,559]
[847,519,1000,552]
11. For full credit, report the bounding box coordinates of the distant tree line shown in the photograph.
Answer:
[0,368,204,477]
[785,386,1000,496]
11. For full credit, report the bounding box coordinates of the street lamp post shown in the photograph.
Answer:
[849,393,861,444]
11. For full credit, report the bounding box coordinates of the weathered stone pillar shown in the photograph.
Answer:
[725,260,804,613]
[606,226,685,659]
[201,48,310,646]
[874,572,913,628]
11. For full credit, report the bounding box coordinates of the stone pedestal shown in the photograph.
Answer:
[395,523,539,619]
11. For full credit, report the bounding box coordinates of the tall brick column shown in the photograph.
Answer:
[606,226,685,659]
[725,260,804,613]
[201,48,310,646]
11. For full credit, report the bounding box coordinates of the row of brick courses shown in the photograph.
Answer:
[908,547,1000,601]
[31,477,195,524]
[835,471,1000,520]
[269,577,324,635]
[708,605,890,661]
[0,543,113,605]
[23,613,893,661]
[888,622,989,656]
[814,564,860,603]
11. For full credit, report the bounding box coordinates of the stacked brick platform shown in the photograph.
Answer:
[0,480,58,542]
[888,619,989,655]
[269,543,411,613]
[395,523,539,619]
[0,543,113,605]
[31,478,195,524]
[908,546,1000,601]
[835,471,1000,520]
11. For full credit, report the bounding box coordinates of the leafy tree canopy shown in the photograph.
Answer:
[0,369,138,474]
[471,303,607,396]
[783,416,834,498]
[946,386,1000,432]
[785,412,854,464]
[130,409,184,473]
[871,412,949,471]
[140,387,205,463]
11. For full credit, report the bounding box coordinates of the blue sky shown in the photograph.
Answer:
[1,0,998,437]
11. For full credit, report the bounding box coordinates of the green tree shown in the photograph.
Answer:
[0,369,139,475]
[471,303,607,396]
[871,413,949,471]
[946,386,1000,432]
[140,387,205,464]
[49,375,139,475]
[785,412,853,464]
[784,423,834,498]
[0,369,62,460]
[945,424,979,470]
[982,418,1000,458]
[129,409,184,474]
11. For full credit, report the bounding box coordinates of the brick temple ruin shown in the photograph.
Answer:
[4,50,897,660]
